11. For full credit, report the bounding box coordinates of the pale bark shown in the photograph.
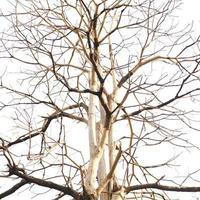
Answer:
[97,121,108,200]
[85,69,98,196]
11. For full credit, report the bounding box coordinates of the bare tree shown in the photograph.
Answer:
[0,0,200,199]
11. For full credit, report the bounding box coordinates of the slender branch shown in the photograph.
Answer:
[0,179,28,199]
[8,165,80,200]
[125,182,200,193]
[118,56,172,88]
[121,88,200,119]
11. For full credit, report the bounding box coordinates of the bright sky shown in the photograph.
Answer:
[0,1,200,200]
[181,0,200,24]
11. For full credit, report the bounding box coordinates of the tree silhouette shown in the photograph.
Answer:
[0,0,200,199]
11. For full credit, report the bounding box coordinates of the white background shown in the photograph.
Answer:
[0,0,200,200]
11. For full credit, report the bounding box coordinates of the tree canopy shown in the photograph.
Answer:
[0,0,200,200]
